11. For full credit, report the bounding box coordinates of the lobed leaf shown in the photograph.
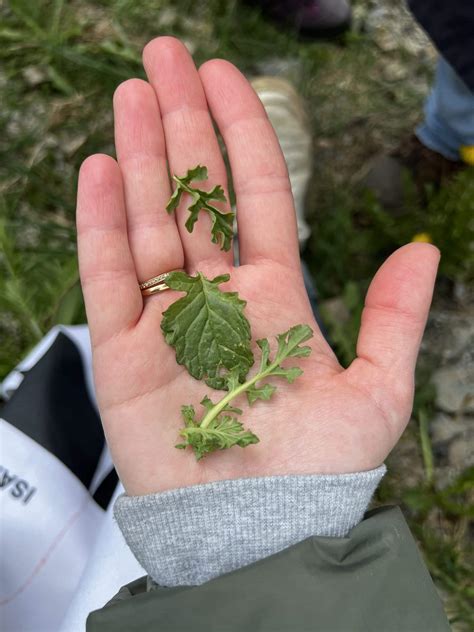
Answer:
[166,165,235,251]
[246,383,276,405]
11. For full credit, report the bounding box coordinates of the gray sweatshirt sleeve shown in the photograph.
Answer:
[114,466,386,587]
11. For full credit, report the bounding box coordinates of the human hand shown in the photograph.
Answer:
[76,37,439,496]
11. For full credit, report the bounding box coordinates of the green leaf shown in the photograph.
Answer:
[166,186,183,214]
[181,404,197,427]
[268,366,303,383]
[225,366,241,392]
[275,325,313,360]
[200,395,214,412]
[180,165,209,184]
[247,383,276,405]
[177,413,259,461]
[256,337,271,371]
[165,165,235,251]
[161,271,254,389]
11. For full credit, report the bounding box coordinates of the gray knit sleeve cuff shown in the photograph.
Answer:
[114,466,386,587]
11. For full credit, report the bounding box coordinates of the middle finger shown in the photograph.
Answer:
[143,37,233,270]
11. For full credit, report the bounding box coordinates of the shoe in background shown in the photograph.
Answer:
[365,134,465,210]
[251,76,312,247]
[252,0,352,38]
[366,57,473,209]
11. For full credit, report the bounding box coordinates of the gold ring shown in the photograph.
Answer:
[139,272,172,296]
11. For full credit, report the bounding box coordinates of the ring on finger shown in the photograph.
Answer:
[139,272,175,297]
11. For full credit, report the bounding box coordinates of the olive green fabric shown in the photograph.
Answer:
[87,507,450,631]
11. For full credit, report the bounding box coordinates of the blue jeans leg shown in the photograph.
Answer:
[416,57,474,161]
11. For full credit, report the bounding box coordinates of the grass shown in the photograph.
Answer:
[1,0,472,626]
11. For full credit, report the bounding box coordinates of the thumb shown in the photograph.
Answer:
[356,242,440,375]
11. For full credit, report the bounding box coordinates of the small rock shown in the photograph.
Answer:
[423,307,474,365]
[430,413,472,444]
[62,134,87,156]
[454,281,474,306]
[433,365,474,413]
[409,75,430,97]
[402,37,437,61]
[448,435,474,469]
[181,38,196,55]
[443,323,474,362]
[434,465,462,490]
[22,66,46,87]
[383,61,408,82]
[157,7,177,28]
[374,30,399,52]
[365,6,390,31]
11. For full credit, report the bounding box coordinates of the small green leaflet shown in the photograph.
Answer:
[161,271,254,389]
[176,403,259,461]
[166,165,235,252]
[175,325,313,460]
[246,325,312,404]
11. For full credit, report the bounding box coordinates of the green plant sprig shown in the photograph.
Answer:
[166,165,235,251]
[163,168,313,460]
[176,324,313,459]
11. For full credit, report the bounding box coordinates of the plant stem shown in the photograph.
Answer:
[0,224,43,341]
[419,409,434,486]
[200,358,280,429]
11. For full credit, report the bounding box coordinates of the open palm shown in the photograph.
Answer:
[77,37,439,496]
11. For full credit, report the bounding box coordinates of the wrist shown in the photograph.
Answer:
[114,466,386,586]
